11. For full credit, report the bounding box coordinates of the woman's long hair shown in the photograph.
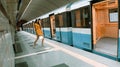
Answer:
[35,19,39,24]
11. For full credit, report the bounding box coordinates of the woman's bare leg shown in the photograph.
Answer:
[33,35,39,48]
[41,38,44,47]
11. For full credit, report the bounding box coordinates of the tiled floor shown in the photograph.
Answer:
[15,31,120,67]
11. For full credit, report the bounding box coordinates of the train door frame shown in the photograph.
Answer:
[92,0,119,59]
[118,0,120,61]
[90,1,94,50]
[49,13,56,39]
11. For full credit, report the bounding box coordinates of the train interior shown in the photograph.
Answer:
[93,0,118,56]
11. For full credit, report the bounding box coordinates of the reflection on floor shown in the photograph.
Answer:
[15,62,28,67]
[15,31,120,67]
[94,37,117,57]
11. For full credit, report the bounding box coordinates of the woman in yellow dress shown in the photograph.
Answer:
[33,19,44,48]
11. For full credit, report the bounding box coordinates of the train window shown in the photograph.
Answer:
[29,23,31,28]
[28,24,30,28]
[55,14,60,27]
[30,23,32,28]
[109,8,118,22]
[81,6,90,28]
[75,9,82,27]
[73,6,90,28]
[42,19,46,27]
[71,10,75,27]
[59,14,64,27]
[63,12,67,27]
[43,18,49,27]
[39,19,43,27]
[66,12,72,27]
[62,12,72,27]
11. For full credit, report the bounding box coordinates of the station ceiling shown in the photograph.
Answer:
[18,0,79,22]
[0,0,79,26]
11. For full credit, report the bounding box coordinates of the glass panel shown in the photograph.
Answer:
[59,14,64,27]
[73,6,90,28]
[109,8,118,22]
[82,6,90,28]
[75,9,81,27]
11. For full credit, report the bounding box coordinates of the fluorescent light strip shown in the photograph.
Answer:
[20,0,33,20]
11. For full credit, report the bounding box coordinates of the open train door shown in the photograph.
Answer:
[49,14,57,40]
[92,0,119,58]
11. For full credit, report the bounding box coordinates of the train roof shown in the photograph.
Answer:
[70,0,91,11]
[23,0,92,25]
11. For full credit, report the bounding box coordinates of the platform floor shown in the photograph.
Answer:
[15,31,120,67]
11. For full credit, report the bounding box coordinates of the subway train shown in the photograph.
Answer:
[23,0,120,61]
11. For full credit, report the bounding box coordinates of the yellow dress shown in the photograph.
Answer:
[34,23,43,36]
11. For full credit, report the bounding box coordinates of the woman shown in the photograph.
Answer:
[33,19,44,48]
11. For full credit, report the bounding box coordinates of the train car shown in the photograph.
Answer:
[40,15,51,38]
[23,22,30,33]
[92,0,119,59]
[70,0,92,50]
[48,6,73,45]
[40,5,72,45]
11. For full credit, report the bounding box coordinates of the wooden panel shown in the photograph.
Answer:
[92,6,97,44]
[95,9,107,41]
[93,0,118,9]
[104,24,118,38]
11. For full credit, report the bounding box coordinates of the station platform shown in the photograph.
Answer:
[15,31,120,67]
